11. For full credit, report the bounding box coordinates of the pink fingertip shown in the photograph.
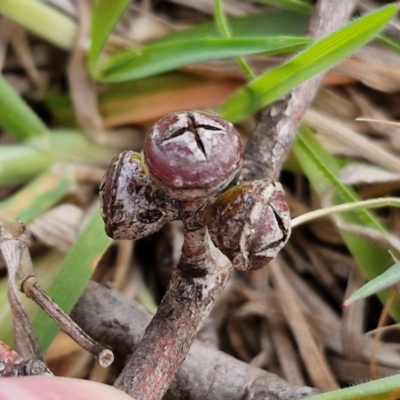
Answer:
[0,377,132,400]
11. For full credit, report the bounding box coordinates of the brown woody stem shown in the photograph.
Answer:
[114,218,230,398]
[21,276,114,368]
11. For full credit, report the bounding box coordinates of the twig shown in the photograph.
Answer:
[21,276,114,368]
[0,218,113,368]
[0,220,53,376]
[113,224,231,398]
[0,220,45,366]
[239,0,358,182]
[72,281,319,400]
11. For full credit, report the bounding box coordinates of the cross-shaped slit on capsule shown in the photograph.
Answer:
[162,113,225,160]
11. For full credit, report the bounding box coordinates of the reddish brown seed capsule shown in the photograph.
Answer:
[143,111,243,200]
[100,151,180,240]
[199,180,291,271]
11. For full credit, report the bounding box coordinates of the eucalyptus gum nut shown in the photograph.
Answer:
[99,151,180,240]
[144,111,243,200]
[200,180,291,271]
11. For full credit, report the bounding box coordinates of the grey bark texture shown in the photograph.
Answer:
[72,282,319,400]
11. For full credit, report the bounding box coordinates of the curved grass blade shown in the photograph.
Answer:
[252,0,312,15]
[0,75,49,149]
[0,0,76,50]
[0,171,74,224]
[98,36,313,82]
[0,130,115,187]
[156,11,307,44]
[31,208,112,352]
[307,374,400,400]
[89,0,130,74]
[219,3,398,122]
[344,260,400,307]
[293,126,400,321]
[0,146,53,186]
[214,0,255,79]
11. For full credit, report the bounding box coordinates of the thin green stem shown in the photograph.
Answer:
[214,0,231,38]
[213,0,255,80]
[292,197,400,228]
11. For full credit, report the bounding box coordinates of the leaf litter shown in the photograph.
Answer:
[1,0,400,395]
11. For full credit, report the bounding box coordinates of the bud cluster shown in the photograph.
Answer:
[100,111,291,271]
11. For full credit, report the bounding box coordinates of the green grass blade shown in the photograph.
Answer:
[98,36,312,82]
[218,3,398,122]
[0,74,49,148]
[156,11,307,44]
[0,146,53,186]
[308,374,400,400]
[31,208,112,352]
[214,0,255,79]
[89,0,130,74]
[214,0,231,38]
[378,32,400,53]
[345,260,400,306]
[252,0,312,15]
[0,171,74,224]
[293,127,400,321]
[0,0,76,50]
[0,130,115,187]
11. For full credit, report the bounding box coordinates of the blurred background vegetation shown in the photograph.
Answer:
[1,1,400,398]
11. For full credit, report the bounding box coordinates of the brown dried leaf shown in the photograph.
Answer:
[329,355,399,382]
[10,26,48,97]
[67,0,103,136]
[28,204,84,252]
[342,266,366,361]
[269,318,306,386]
[101,77,242,127]
[339,163,400,185]
[335,220,400,251]
[270,259,339,392]
[305,109,400,172]
[347,86,400,150]
[0,17,14,71]
[333,46,400,92]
